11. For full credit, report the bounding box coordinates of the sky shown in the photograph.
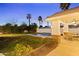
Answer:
[0,3,79,26]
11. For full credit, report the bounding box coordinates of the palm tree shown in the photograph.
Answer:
[26,14,31,26]
[38,16,43,27]
[60,3,71,10]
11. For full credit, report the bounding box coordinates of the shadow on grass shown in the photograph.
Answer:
[28,35,60,56]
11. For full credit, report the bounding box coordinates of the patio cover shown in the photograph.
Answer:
[46,7,79,23]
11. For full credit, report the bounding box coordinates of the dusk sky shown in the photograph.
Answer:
[0,3,79,26]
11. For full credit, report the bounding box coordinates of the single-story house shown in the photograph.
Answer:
[46,7,79,36]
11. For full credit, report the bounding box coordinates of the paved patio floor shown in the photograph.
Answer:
[47,37,79,56]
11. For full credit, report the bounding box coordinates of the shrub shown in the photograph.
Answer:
[6,43,33,56]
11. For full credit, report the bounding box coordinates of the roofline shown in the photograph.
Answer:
[46,6,79,19]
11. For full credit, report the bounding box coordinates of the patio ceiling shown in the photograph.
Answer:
[46,7,79,23]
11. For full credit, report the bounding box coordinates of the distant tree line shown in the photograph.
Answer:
[0,22,38,34]
[0,13,50,34]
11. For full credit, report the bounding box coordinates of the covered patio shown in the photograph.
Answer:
[46,7,79,36]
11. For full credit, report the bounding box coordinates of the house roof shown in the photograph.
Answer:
[47,6,79,19]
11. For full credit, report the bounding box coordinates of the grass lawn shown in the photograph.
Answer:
[0,34,54,56]
[0,34,27,37]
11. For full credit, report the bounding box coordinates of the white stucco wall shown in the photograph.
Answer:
[37,28,51,33]
[51,21,61,35]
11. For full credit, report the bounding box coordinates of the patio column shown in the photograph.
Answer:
[63,23,69,33]
[51,20,61,35]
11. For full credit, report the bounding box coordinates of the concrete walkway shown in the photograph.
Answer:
[47,37,79,56]
[26,34,51,38]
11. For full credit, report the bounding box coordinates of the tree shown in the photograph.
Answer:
[60,3,71,10]
[5,23,12,27]
[38,16,43,28]
[3,23,12,33]
[31,23,38,32]
[27,23,38,33]
[18,23,27,33]
[12,24,18,33]
[26,14,31,26]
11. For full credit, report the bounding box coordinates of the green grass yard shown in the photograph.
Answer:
[0,34,54,56]
[0,34,27,37]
